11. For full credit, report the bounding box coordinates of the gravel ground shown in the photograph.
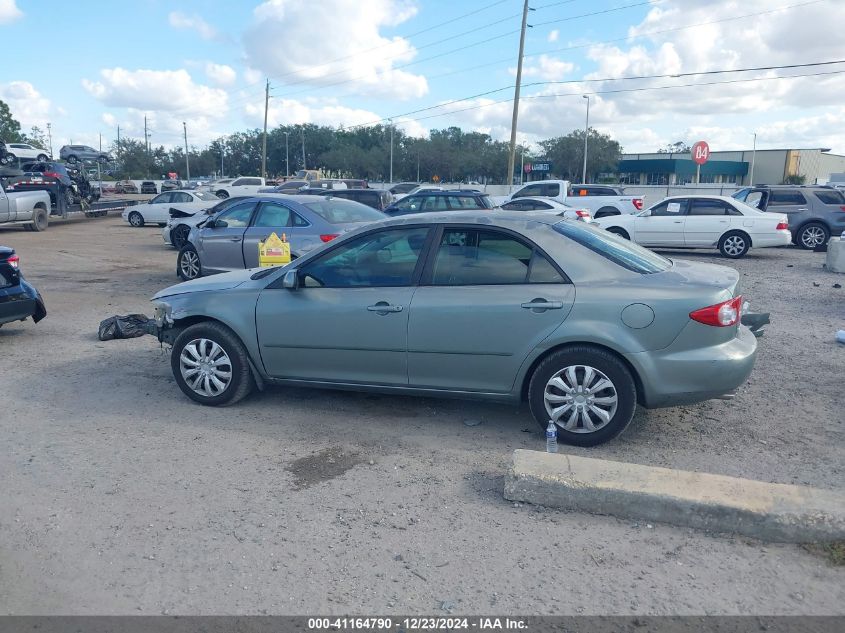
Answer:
[0,215,843,615]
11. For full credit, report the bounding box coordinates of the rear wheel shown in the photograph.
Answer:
[797,222,829,250]
[216,190,229,199]
[66,155,78,164]
[177,244,202,280]
[36,154,48,162]
[172,224,190,250]
[171,322,255,406]
[718,231,750,258]
[128,211,144,227]
[29,207,49,232]
[528,346,637,447]
[606,226,629,239]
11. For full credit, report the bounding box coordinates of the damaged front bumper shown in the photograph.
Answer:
[0,278,46,326]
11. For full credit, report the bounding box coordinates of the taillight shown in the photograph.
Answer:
[6,254,19,268]
[633,198,644,210]
[43,171,61,179]
[839,206,845,212]
[575,210,591,219]
[689,296,742,327]
[320,234,339,242]
[776,222,789,231]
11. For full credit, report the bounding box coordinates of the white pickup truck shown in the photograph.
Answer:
[0,181,52,231]
[505,180,644,217]
[211,176,266,199]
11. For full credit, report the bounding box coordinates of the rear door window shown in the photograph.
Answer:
[447,195,486,210]
[814,189,845,205]
[544,183,561,196]
[770,190,807,205]
[689,199,734,215]
[171,192,193,203]
[512,183,545,198]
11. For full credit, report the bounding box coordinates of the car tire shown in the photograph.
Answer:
[177,244,202,280]
[5,153,15,164]
[128,211,144,227]
[29,206,49,232]
[171,322,255,407]
[67,155,78,164]
[718,231,750,258]
[796,222,829,250]
[595,206,619,218]
[215,190,229,199]
[172,224,190,250]
[606,227,630,239]
[528,346,637,447]
[36,154,48,162]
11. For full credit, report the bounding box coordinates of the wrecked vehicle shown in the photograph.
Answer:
[0,246,46,328]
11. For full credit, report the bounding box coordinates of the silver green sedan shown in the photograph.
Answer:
[152,211,757,447]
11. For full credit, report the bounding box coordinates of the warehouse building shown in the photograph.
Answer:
[616,148,845,186]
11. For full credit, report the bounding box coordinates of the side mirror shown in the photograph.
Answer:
[282,269,299,289]
[209,219,228,228]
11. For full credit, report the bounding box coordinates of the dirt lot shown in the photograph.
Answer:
[1,214,843,615]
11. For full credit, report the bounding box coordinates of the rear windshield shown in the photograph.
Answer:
[553,221,671,274]
[194,191,219,201]
[304,198,386,224]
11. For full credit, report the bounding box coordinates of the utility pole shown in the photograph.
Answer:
[46,122,53,158]
[417,149,420,182]
[261,78,269,180]
[301,128,306,170]
[116,125,120,164]
[505,0,531,191]
[388,119,394,184]
[144,115,150,177]
[582,95,590,183]
[97,132,103,192]
[183,121,190,182]
[284,131,290,178]
[749,132,757,185]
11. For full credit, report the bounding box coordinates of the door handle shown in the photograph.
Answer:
[229,237,242,242]
[367,303,403,314]
[673,220,683,223]
[796,208,808,212]
[521,300,564,311]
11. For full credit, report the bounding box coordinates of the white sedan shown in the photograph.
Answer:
[593,195,790,258]
[499,197,593,222]
[121,190,221,227]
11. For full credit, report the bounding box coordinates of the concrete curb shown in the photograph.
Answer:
[504,450,845,543]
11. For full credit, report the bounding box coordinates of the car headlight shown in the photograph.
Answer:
[153,301,173,327]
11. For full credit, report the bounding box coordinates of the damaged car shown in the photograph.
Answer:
[0,246,46,329]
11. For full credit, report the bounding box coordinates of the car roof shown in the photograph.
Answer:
[406,190,487,197]
[662,195,738,203]
[370,210,563,229]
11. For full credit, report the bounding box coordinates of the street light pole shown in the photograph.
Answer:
[389,119,394,184]
[749,132,757,185]
[183,121,190,182]
[46,122,53,158]
[284,132,290,178]
[582,95,590,184]
[301,128,306,170]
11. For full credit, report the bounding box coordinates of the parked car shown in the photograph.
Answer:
[318,188,394,211]
[0,180,51,231]
[163,196,251,250]
[393,185,443,200]
[160,180,183,192]
[152,211,757,447]
[500,197,593,222]
[122,190,221,227]
[389,182,420,195]
[2,142,49,163]
[731,185,845,249]
[59,145,112,164]
[4,162,73,216]
[342,179,368,189]
[0,246,46,328]
[212,177,266,198]
[140,181,158,194]
[259,180,308,193]
[505,180,644,217]
[176,195,386,280]
[594,195,791,258]
[384,191,493,215]
[114,180,139,194]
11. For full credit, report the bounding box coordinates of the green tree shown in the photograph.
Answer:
[657,141,691,154]
[539,128,622,182]
[25,126,49,150]
[0,99,23,142]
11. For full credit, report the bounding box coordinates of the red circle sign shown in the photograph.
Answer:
[692,140,710,165]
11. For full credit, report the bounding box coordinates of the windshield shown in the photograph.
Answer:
[194,191,219,201]
[304,199,386,224]
[553,221,671,274]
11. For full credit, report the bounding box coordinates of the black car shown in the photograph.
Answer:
[5,162,73,215]
[384,190,493,216]
[319,188,393,211]
[0,246,46,329]
[140,181,158,194]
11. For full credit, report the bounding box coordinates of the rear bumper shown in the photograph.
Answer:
[0,280,46,325]
[625,324,757,408]
[752,231,792,248]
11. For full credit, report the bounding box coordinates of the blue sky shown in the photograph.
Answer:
[3,0,845,156]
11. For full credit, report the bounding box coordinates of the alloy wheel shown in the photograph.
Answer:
[179,338,232,397]
[179,250,200,279]
[722,235,746,257]
[801,225,826,248]
[543,365,618,433]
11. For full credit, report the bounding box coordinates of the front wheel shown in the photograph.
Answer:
[36,154,48,162]
[528,346,637,447]
[718,231,750,258]
[128,211,144,227]
[797,222,829,250]
[171,322,255,406]
[177,244,202,280]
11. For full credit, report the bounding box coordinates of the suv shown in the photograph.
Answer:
[320,188,393,211]
[140,181,158,194]
[384,190,493,216]
[732,185,845,249]
[389,182,420,195]
[3,143,49,163]
[59,145,112,164]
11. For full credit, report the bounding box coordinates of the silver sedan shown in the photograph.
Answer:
[153,211,757,447]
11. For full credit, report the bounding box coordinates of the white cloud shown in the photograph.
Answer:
[547,29,559,43]
[0,81,51,128]
[245,98,380,129]
[205,63,237,87]
[168,11,217,40]
[243,0,427,100]
[512,55,575,81]
[82,68,228,118]
[0,0,21,24]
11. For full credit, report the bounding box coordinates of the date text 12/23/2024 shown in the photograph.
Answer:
[308,618,528,631]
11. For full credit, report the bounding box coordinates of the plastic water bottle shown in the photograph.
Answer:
[546,421,558,453]
[836,330,845,345]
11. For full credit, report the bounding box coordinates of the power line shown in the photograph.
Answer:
[532,0,661,28]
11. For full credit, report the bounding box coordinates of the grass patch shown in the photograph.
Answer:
[801,541,845,566]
